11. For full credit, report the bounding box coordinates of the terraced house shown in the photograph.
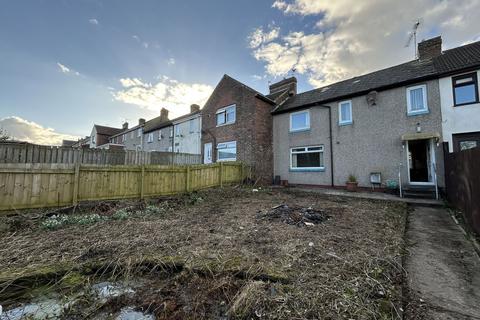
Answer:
[272,36,480,197]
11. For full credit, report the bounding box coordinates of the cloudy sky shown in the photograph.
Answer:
[1,0,479,145]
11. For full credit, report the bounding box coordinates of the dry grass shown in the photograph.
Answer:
[0,186,407,319]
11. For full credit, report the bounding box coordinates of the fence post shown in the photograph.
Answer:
[140,165,145,199]
[219,162,223,187]
[186,166,191,192]
[72,163,80,205]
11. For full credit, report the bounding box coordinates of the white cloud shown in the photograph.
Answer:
[252,0,480,87]
[0,116,79,145]
[113,77,213,118]
[249,26,280,48]
[167,58,176,65]
[132,35,149,49]
[57,62,80,76]
[88,18,99,25]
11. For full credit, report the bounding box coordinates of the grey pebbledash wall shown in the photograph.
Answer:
[273,79,445,188]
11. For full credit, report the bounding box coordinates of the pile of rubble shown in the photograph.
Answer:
[258,204,330,226]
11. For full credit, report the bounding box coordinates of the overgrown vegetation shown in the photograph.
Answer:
[0,187,407,319]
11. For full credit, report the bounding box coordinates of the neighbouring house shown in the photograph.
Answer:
[271,36,480,196]
[171,104,202,154]
[71,136,90,148]
[89,125,123,149]
[61,140,77,147]
[437,40,480,152]
[142,108,173,152]
[108,119,146,151]
[201,74,276,183]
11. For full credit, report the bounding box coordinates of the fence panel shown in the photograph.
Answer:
[0,143,201,166]
[444,146,480,235]
[0,162,246,211]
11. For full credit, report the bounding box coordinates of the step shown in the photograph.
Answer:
[403,185,438,199]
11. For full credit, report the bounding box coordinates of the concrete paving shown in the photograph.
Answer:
[285,186,444,206]
[405,206,480,319]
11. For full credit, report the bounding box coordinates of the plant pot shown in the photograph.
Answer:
[346,181,358,192]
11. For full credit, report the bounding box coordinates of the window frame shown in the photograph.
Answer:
[217,141,237,162]
[290,145,325,171]
[406,84,429,115]
[147,132,153,143]
[338,100,353,125]
[216,104,236,127]
[137,128,142,137]
[158,130,162,140]
[452,72,479,107]
[189,119,195,133]
[289,110,310,132]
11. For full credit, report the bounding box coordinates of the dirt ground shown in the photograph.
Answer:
[0,186,407,319]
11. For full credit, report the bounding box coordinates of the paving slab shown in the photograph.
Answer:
[405,206,480,319]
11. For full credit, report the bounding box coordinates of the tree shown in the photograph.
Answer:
[0,128,10,142]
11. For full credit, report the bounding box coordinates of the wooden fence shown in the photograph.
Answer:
[444,146,480,235]
[0,143,201,165]
[0,162,247,211]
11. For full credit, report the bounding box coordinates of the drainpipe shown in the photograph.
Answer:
[311,103,334,187]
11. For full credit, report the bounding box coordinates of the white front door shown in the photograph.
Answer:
[204,143,212,164]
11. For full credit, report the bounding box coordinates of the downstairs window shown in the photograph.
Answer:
[290,146,324,170]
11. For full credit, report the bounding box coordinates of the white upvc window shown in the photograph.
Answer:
[406,84,428,115]
[130,131,134,139]
[169,128,173,138]
[216,104,236,126]
[290,146,324,171]
[147,132,153,143]
[158,130,162,140]
[289,110,310,132]
[175,125,181,137]
[338,100,352,125]
[189,119,195,133]
[217,141,236,161]
[137,128,142,137]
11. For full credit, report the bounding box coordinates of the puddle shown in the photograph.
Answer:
[92,281,135,302]
[117,307,155,320]
[0,299,63,320]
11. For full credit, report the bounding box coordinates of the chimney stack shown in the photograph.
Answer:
[269,77,297,96]
[418,36,442,60]
[190,104,200,113]
[138,118,146,126]
[160,108,169,121]
[122,122,128,130]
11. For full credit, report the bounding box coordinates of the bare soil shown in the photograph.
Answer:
[0,186,407,319]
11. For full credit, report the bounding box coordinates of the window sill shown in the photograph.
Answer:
[217,158,237,162]
[216,121,235,128]
[339,121,353,126]
[289,128,310,133]
[289,168,325,172]
[407,109,429,117]
[453,101,479,107]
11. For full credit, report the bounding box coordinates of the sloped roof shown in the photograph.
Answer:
[143,117,172,133]
[274,40,480,114]
[94,125,123,136]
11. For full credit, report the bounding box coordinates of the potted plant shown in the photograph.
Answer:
[346,174,358,192]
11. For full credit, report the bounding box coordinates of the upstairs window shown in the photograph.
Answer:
[147,132,153,143]
[158,130,162,140]
[169,128,173,138]
[339,100,352,125]
[189,119,195,133]
[130,131,134,139]
[122,134,126,142]
[137,128,142,137]
[406,85,428,115]
[290,146,324,170]
[290,110,310,132]
[175,125,181,136]
[216,105,236,126]
[453,73,479,106]
[217,141,236,161]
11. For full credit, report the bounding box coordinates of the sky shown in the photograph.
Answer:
[1,0,479,145]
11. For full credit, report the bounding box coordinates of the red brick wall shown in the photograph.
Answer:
[201,75,273,183]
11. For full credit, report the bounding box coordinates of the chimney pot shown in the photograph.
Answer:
[122,122,128,130]
[418,36,442,60]
[138,118,146,125]
[190,104,200,113]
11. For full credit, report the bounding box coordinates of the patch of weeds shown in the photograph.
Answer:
[184,192,204,205]
[41,213,107,230]
[144,205,162,215]
[112,209,131,220]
